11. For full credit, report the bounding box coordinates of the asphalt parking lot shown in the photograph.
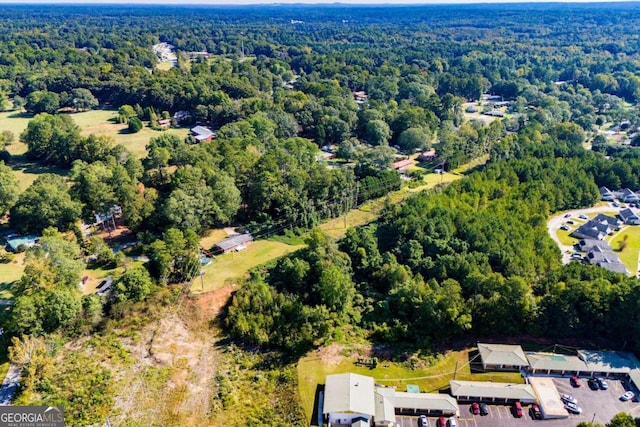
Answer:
[396,377,640,427]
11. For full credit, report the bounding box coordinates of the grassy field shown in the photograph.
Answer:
[190,239,305,294]
[609,225,640,275]
[297,346,522,422]
[557,227,579,246]
[0,109,190,161]
[0,252,25,291]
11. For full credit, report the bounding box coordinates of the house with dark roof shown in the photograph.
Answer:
[190,126,216,143]
[572,220,610,240]
[619,208,640,225]
[620,188,640,203]
[212,233,253,254]
[593,213,621,228]
[586,246,620,265]
[600,186,615,201]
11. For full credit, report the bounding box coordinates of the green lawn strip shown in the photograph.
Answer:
[297,348,522,421]
[608,225,640,275]
[557,228,579,246]
[190,240,305,294]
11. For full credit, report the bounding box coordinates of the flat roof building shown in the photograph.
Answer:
[528,377,568,419]
[449,380,536,403]
[477,343,528,371]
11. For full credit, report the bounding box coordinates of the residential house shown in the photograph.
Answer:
[600,186,615,201]
[572,220,610,240]
[173,111,192,123]
[212,233,253,254]
[578,239,612,252]
[619,208,640,225]
[417,150,437,162]
[620,188,640,203]
[158,118,171,129]
[190,126,216,143]
[391,159,413,171]
[593,213,621,229]
[585,247,630,275]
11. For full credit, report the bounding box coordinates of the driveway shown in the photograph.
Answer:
[0,364,20,406]
[547,204,624,265]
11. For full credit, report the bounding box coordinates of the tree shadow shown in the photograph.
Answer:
[8,155,67,177]
[5,111,31,119]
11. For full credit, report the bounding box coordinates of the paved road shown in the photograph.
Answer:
[0,364,21,406]
[547,204,624,264]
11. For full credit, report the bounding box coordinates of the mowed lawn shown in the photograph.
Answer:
[609,225,640,275]
[0,109,190,161]
[190,239,305,294]
[297,347,523,422]
[0,252,25,292]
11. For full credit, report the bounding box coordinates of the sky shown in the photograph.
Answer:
[0,0,636,4]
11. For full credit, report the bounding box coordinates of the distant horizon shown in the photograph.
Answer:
[0,0,637,4]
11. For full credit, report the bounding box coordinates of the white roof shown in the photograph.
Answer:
[478,343,528,367]
[578,350,640,374]
[374,391,396,423]
[528,377,568,419]
[449,380,536,401]
[324,373,375,416]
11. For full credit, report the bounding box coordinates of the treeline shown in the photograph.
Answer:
[227,122,640,355]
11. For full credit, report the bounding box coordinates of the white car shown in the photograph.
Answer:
[561,394,577,405]
[565,402,582,414]
[579,214,588,220]
[621,391,635,401]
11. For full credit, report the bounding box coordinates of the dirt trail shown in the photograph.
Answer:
[109,285,236,426]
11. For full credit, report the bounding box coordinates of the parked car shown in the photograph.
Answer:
[561,394,577,405]
[514,401,523,418]
[579,214,588,219]
[571,376,581,387]
[570,253,583,260]
[418,414,429,427]
[565,402,582,414]
[447,417,457,427]
[564,213,572,218]
[613,202,620,207]
[560,225,570,231]
[597,377,609,390]
[437,416,447,427]
[471,402,480,415]
[479,402,489,416]
[621,391,635,401]
[588,378,599,390]
[566,220,575,224]
[530,403,542,420]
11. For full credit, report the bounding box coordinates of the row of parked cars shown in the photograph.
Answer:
[470,401,523,417]
[418,414,456,427]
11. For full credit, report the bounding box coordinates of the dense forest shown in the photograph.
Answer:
[2,3,640,426]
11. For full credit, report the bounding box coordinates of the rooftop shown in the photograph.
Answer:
[477,343,528,367]
[578,350,640,374]
[213,233,254,251]
[324,373,376,416]
[526,352,589,372]
[449,380,536,401]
